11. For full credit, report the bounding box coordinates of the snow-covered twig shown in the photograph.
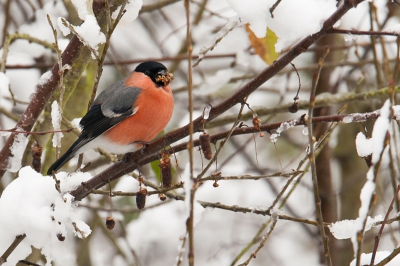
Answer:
[59,18,101,61]
[370,185,400,265]
[354,100,392,266]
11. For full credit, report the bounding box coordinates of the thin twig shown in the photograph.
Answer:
[374,246,400,266]
[184,0,196,264]
[355,116,390,266]
[0,234,26,265]
[269,0,282,18]
[87,0,128,109]
[306,46,332,266]
[47,15,69,159]
[198,171,301,182]
[60,18,100,61]
[237,217,278,266]
[0,128,73,135]
[370,185,400,265]
[91,181,184,196]
[327,27,399,37]
[206,86,400,128]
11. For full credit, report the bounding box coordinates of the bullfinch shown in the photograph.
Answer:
[47,61,174,175]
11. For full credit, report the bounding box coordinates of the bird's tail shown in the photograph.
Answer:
[47,145,78,176]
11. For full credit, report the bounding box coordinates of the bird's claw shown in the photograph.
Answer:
[140,142,150,154]
[122,153,133,163]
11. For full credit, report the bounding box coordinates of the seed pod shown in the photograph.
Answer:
[106,216,116,230]
[252,116,261,131]
[56,233,65,241]
[199,132,213,160]
[32,142,43,173]
[213,180,219,187]
[159,154,172,188]
[288,102,299,113]
[136,188,147,210]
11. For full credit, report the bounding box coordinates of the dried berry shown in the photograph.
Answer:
[56,233,65,241]
[199,132,213,160]
[105,216,116,230]
[213,181,219,187]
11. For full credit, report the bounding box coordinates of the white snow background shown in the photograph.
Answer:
[1,0,400,265]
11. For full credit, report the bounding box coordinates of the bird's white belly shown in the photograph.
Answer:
[76,135,138,155]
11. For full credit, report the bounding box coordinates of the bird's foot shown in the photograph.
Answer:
[131,140,150,154]
[122,153,133,163]
[139,142,150,154]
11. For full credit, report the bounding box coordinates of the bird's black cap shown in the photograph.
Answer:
[135,61,170,87]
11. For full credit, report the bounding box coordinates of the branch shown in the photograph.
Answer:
[0,234,26,265]
[207,86,399,128]
[0,32,83,177]
[327,27,399,37]
[70,0,365,201]
[370,185,400,265]
[306,46,332,266]
[70,105,385,201]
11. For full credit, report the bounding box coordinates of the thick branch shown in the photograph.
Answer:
[0,34,83,176]
[70,105,381,201]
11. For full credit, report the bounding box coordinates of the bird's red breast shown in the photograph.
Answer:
[103,71,174,145]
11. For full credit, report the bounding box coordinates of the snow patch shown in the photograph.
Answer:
[329,215,382,240]
[8,130,29,173]
[355,132,373,157]
[51,101,64,148]
[0,167,92,265]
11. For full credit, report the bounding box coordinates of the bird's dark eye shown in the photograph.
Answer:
[144,71,150,76]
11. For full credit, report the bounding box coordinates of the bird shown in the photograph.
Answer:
[47,61,174,175]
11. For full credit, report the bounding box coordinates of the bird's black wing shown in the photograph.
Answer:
[73,85,142,152]
[47,84,141,175]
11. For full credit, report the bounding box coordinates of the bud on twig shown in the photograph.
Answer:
[159,193,167,201]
